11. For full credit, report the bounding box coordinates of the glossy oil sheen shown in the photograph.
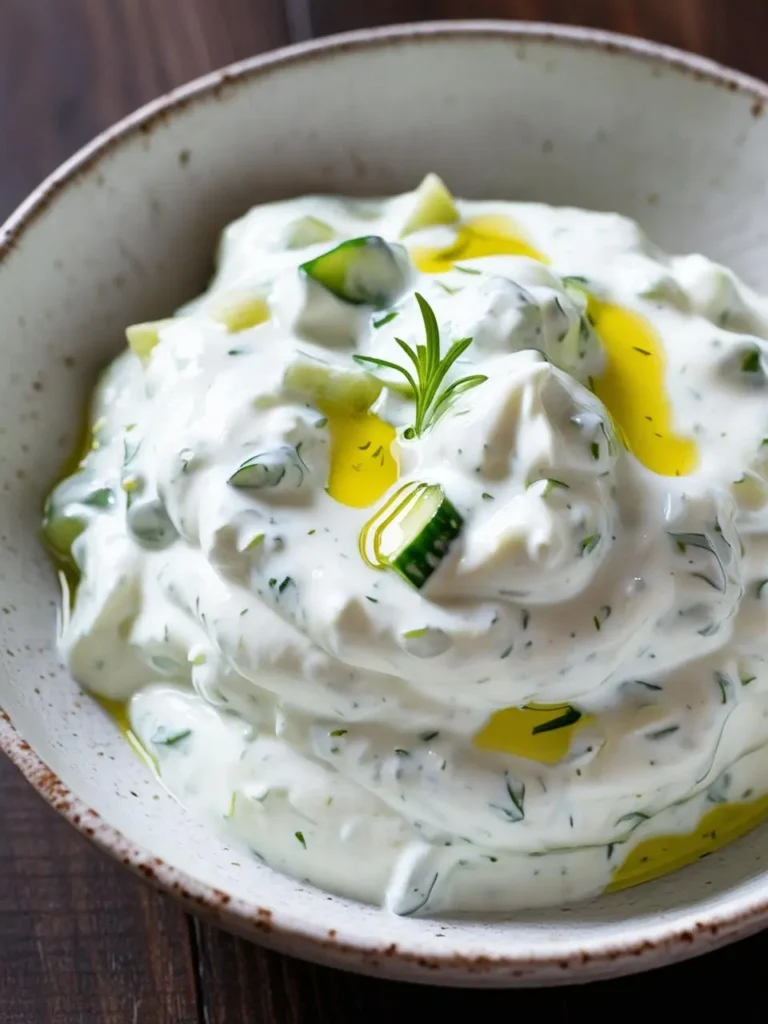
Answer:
[324,404,398,508]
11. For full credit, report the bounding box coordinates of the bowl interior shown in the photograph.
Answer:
[2,24,768,984]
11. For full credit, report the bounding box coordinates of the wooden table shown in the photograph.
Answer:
[2,1,767,1019]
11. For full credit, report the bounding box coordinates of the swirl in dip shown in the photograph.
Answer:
[44,176,768,915]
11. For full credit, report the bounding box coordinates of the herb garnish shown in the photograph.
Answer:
[152,727,191,747]
[373,311,399,329]
[354,293,486,438]
[531,706,582,734]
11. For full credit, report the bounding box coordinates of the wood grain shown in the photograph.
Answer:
[5,1,768,1021]
[307,0,768,80]
[0,1,288,1021]
[0,761,199,1024]
[192,916,768,1022]
[0,0,289,216]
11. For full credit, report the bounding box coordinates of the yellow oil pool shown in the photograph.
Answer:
[323,403,398,508]
[412,214,545,274]
[609,792,768,891]
[589,299,697,477]
[475,703,590,765]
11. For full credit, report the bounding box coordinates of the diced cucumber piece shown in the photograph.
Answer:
[284,354,382,412]
[42,475,116,557]
[43,512,87,558]
[360,482,462,589]
[732,472,768,511]
[206,292,270,332]
[399,173,459,238]
[284,216,336,250]
[228,445,307,491]
[401,626,452,658]
[300,236,409,309]
[127,496,178,550]
[125,319,175,360]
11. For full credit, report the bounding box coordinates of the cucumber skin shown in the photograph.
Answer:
[300,236,407,308]
[389,492,463,589]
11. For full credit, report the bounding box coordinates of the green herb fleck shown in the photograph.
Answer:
[632,346,652,356]
[616,811,650,832]
[295,831,307,849]
[152,727,191,747]
[541,479,570,498]
[715,671,732,704]
[489,774,528,823]
[481,492,495,501]
[590,442,600,460]
[403,627,429,639]
[83,488,115,509]
[373,311,399,329]
[742,349,761,373]
[330,729,348,737]
[420,731,439,742]
[645,724,680,740]
[593,605,611,632]
[580,534,600,556]
[562,274,588,286]
[532,706,582,734]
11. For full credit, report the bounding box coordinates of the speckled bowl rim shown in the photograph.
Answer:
[3,20,768,986]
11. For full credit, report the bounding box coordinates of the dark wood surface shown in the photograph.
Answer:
[2,1,768,1020]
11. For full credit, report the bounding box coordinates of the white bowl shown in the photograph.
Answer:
[3,22,768,987]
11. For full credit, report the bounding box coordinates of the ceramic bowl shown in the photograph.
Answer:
[3,22,768,987]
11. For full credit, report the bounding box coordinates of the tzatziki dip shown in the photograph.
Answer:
[44,175,768,915]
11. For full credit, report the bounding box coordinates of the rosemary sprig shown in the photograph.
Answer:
[353,292,487,438]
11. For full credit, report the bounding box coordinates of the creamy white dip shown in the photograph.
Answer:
[45,175,768,915]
